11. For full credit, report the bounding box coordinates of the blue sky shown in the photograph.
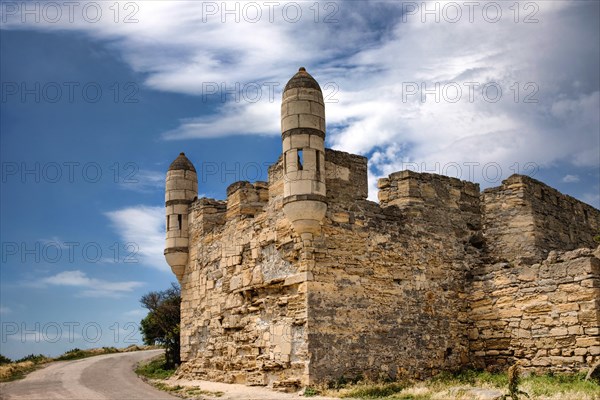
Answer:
[1,1,599,359]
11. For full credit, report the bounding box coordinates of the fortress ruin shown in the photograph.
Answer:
[164,68,600,390]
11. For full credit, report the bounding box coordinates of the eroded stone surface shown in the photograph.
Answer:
[171,150,599,388]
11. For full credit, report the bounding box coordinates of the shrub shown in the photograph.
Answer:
[15,354,49,364]
[0,355,12,365]
[135,354,176,380]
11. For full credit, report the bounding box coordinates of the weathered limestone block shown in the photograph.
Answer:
[470,247,600,373]
[174,142,600,386]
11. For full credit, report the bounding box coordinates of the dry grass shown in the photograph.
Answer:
[0,360,49,382]
[313,369,599,400]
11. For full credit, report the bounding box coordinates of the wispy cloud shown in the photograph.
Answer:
[3,1,598,199]
[561,174,580,183]
[104,205,166,271]
[40,270,144,298]
[0,306,11,315]
[118,170,165,193]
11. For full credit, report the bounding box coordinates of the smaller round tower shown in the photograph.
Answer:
[164,152,198,281]
[281,67,327,241]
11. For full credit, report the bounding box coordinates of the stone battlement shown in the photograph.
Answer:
[173,150,599,388]
[483,174,600,264]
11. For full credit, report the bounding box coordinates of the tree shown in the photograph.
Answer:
[139,282,181,368]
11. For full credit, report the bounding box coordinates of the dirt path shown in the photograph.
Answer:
[164,376,338,400]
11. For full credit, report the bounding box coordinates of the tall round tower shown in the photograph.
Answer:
[164,152,198,281]
[281,67,327,241]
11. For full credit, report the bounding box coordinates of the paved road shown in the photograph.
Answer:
[0,349,179,400]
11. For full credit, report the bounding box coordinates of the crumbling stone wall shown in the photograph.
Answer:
[176,149,600,388]
[482,174,600,263]
[306,163,483,382]
[177,173,311,386]
[470,247,600,372]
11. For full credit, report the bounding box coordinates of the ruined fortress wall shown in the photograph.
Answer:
[176,153,600,386]
[469,247,600,372]
[526,175,600,253]
[306,165,482,382]
[482,175,600,263]
[178,170,312,386]
[481,176,537,262]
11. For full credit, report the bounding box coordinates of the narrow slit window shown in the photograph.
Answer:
[178,214,182,230]
[297,149,304,170]
[315,150,321,179]
[283,152,287,173]
[167,216,170,230]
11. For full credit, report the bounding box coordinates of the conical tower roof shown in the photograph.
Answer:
[168,152,196,172]
[284,67,322,92]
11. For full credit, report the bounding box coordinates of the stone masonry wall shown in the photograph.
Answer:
[305,165,483,383]
[176,151,600,388]
[470,246,600,372]
[482,174,600,263]
[177,168,311,387]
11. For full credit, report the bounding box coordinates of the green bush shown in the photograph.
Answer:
[135,354,176,380]
[56,348,88,361]
[15,354,49,364]
[0,355,12,365]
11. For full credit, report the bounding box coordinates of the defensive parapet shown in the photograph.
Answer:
[482,174,600,263]
[378,170,482,247]
[226,181,269,219]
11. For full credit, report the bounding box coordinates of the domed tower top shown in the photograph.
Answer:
[168,152,196,172]
[284,67,322,92]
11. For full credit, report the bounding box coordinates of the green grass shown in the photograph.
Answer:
[140,360,224,399]
[524,372,599,397]
[14,354,51,364]
[55,348,91,361]
[55,347,120,361]
[135,354,176,380]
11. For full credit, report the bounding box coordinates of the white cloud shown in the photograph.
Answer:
[162,101,280,140]
[105,205,166,271]
[118,169,165,193]
[39,270,144,298]
[3,1,598,197]
[0,306,11,315]
[561,174,580,183]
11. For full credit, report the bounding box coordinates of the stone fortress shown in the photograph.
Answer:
[164,68,600,390]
